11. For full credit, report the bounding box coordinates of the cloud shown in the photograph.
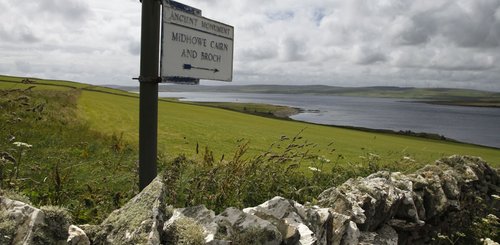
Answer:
[266,10,295,21]
[0,0,499,91]
[15,61,33,73]
[352,45,387,65]
[390,15,434,45]
[128,40,141,56]
[239,41,278,61]
[279,36,306,61]
[0,24,40,43]
[34,0,91,21]
[390,0,500,48]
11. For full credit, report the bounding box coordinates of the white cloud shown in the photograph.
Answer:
[0,0,499,90]
[351,45,387,65]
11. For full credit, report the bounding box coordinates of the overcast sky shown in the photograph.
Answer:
[1,0,499,90]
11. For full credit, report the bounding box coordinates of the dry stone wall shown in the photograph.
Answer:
[1,155,498,244]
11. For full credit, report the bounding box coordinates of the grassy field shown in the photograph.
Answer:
[81,92,500,168]
[2,75,499,169]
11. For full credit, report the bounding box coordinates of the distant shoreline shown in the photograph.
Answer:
[420,100,500,108]
[160,95,500,150]
[154,88,500,109]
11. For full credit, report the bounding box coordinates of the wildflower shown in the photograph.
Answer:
[317,156,331,163]
[13,142,32,148]
[308,167,321,172]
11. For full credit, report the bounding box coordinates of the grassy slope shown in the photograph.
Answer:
[2,76,499,169]
[0,81,139,223]
[79,91,500,168]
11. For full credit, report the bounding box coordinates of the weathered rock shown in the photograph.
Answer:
[359,225,398,245]
[389,172,422,223]
[214,207,282,245]
[326,172,405,231]
[163,217,205,245]
[341,221,360,245]
[0,197,71,245]
[163,205,217,243]
[0,207,17,244]
[243,196,355,245]
[78,224,100,243]
[317,187,366,224]
[303,206,332,244]
[67,225,90,245]
[93,176,168,244]
[37,206,73,244]
[327,211,351,245]
[317,155,499,244]
[413,166,450,220]
[0,196,41,244]
[243,196,313,244]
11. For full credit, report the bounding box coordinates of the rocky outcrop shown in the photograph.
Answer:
[1,155,498,244]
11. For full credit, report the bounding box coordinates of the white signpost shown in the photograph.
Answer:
[161,3,234,81]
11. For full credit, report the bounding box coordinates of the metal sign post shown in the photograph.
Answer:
[138,0,160,190]
[137,0,233,190]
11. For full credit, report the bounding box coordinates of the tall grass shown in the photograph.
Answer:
[160,131,419,212]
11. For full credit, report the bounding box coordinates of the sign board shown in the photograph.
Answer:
[161,2,234,82]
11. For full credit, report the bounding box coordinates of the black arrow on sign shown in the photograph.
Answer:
[183,64,219,73]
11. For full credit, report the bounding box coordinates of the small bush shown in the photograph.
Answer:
[163,217,205,245]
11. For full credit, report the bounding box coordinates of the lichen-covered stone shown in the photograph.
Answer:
[0,196,43,244]
[0,197,71,245]
[67,225,90,245]
[0,209,16,245]
[33,205,72,244]
[341,221,360,245]
[163,217,205,245]
[333,172,405,231]
[93,176,167,244]
[163,205,217,243]
[214,207,282,245]
[243,196,313,244]
[359,225,398,245]
[317,187,366,224]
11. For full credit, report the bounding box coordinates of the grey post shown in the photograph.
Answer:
[139,0,160,190]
